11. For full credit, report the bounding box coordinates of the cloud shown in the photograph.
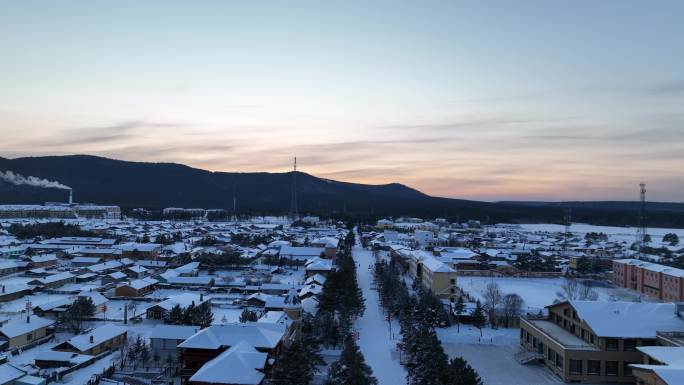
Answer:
[647,81,684,96]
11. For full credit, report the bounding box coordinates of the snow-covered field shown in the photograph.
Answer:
[458,276,649,313]
[438,326,603,385]
[518,223,684,247]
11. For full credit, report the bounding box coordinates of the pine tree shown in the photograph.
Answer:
[168,304,184,325]
[271,337,324,385]
[471,300,486,337]
[183,302,195,325]
[239,308,258,323]
[325,338,378,385]
[453,296,465,332]
[444,357,483,385]
[194,302,214,328]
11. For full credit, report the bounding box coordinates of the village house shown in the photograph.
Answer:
[178,323,288,383]
[53,324,127,355]
[0,316,54,349]
[0,284,30,303]
[146,293,209,320]
[114,277,158,297]
[27,272,76,289]
[115,242,162,260]
[187,341,268,385]
[27,254,58,269]
[149,325,199,360]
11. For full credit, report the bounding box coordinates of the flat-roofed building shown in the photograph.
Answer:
[612,259,684,302]
[519,301,684,383]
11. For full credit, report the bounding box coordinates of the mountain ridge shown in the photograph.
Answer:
[1,154,684,227]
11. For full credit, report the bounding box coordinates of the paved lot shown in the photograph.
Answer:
[442,341,564,385]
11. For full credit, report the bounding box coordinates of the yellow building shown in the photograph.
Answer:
[0,316,54,349]
[407,250,457,301]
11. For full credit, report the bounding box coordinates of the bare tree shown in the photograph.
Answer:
[483,282,502,328]
[557,278,598,301]
[502,293,524,328]
[127,302,139,319]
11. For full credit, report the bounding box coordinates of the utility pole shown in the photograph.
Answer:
[563,208,572,255]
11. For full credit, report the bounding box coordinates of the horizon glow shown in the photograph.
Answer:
[1,1,683,202]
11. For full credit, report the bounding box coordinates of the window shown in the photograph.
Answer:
[533,337,537,348]
[590,333,595,344]
[624,362,634,376]
[588,360,601,375]
[606,361,618,376]
[624,339,637,351]
[606,339,619,351]
[27,333,33,341]
[555,354,563,368]
[569,359,583,375]
[521,329,525,339]
[547,348,554,362]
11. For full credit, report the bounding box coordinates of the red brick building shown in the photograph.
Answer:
[612,259,684,302]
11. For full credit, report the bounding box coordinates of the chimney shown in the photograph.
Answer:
[200,293,204,301]
[89,335,94,343]
[68,189,73,205]
[1,285,4,293]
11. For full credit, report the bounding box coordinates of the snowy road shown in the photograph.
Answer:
[353,240,407,385]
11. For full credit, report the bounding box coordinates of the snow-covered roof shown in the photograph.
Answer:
[613,258,684,278]
[0,316,54,338]
[152,293,208,311]
[122,277,158,290]
[178,323,286,350]
[188,341,267,385]
[59,325,127,352]
[149,325,199,340]
[0,363,26,384]
[568,301,684,338]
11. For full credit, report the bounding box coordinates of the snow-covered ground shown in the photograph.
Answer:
[438,326,602,385]
[518,223,684,247]
[353,239,407,385]
[458,276,650,313]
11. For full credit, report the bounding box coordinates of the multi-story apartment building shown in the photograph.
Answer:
[519,301,684,383]
[612,259,684,302]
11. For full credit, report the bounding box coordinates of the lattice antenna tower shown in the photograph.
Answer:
[635,182,647,256]
[289,157,299,220]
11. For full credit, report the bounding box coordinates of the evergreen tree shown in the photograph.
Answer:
[193,302,214,328]
[271,335,324,385]
[453,296,465,332]
[239,308,258,323]
[471,301,486,337]
[444,357,483,385]
[325,338,378,385]
[60,296,96,333]
[168,304,184,325]
[183,302,195,325]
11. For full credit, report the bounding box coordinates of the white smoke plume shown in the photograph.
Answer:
[0,170,71,190]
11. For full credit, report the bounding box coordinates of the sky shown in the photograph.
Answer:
[1,0,683,202]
